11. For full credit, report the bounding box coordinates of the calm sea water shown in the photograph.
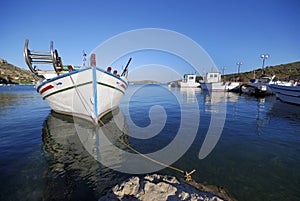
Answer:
[0,84,299,201]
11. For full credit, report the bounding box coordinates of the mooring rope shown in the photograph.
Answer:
[69,80,233,199]
[68,70,196,181]
[97,117,235,200]
[98,118,196,181]
[69,74,97,124]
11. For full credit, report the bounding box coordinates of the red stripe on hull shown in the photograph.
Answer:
[40,85,54,94]
[120,83,126,90]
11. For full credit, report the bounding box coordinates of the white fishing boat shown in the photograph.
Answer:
[268,81,300,105]
[24,39,131,123]
[200,72,240,92]
[178,74,200,88]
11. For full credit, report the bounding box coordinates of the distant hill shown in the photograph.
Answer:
[0,59,34,84]
[1,58,299,85]
[129,80,162,85]
[223,61,300,82]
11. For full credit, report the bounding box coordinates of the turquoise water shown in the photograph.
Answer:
[0,85,299,200]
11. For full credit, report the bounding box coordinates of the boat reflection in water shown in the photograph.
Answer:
[179,87,202,103]
[42,108,129,201]
[202,91,239,114]
[268,99,300,124]
[203,91,239,105]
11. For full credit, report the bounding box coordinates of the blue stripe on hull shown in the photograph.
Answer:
[93,67,98,118]
[96,67,128,87]
[36,67,92,92]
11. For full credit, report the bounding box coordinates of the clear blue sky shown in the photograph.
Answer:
[1,0,299,81]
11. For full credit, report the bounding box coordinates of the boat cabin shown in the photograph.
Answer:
[204,72,221,83]
[182,74,197,84]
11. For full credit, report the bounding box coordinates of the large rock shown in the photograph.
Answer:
[99,174,230,201]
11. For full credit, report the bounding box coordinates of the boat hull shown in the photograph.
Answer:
[241,83,273,96]
[268,84,300,105]
[37,67,127,122]
[178,82,200,88]
[201,82,240,92]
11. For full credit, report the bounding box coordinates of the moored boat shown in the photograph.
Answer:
[241,76,273,96]
[268,82,300,105]
[178,74,200,88]
[200,72,240,92]
[24,39,131,123]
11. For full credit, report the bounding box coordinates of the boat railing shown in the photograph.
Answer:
[24,39,63,75]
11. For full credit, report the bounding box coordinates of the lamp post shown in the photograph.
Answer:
[221,67,226,81]
[236,61,243,75]
[260,54,269,76]
[221,66,226,76]
[253,67,256,79]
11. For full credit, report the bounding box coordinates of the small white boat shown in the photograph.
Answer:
[268,81,300,105]
[168,81,178,88]
[200,72,240,92]
[268,75,293,86]
[178,74,200,88]
[241,75,292,96]
[24,39,131,123]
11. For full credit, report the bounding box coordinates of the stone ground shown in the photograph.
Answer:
[99,174,235,201]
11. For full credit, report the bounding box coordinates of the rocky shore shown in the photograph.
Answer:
[0,59,34,84]
[99,174,234,201]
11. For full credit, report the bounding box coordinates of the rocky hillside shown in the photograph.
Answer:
[0,59,34,84]
[223,61,300,82]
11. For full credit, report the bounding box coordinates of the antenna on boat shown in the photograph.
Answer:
[121,57,132,77]
[82,50,87,67]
